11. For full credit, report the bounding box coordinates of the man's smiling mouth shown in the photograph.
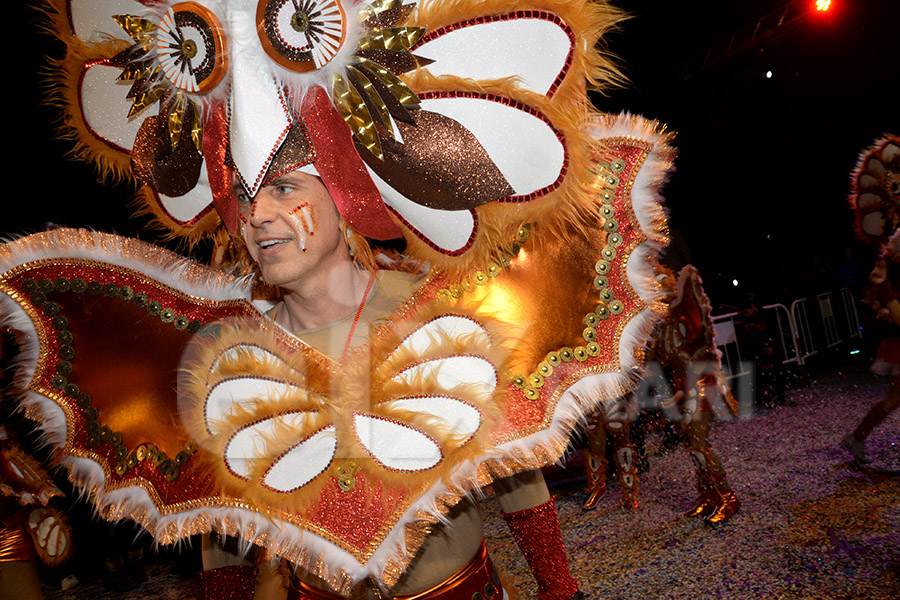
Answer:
[259,238,292,249]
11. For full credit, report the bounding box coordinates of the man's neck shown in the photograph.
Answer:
[273,260,372,332]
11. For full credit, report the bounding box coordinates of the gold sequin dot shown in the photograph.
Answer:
[546,351,562,367]
[71,279,86,293]
[600,289,615,303]
[118,286,134,301]
[583,327,597,342]
[136,445,148,461]
[584,312,598,327]
[609,233,623,247]
[160,308,176,323]
[610,300,625,315]
[513,375,527,388]
[487,263,501,277]
[538,361,553,377]
[605,173,620,188]
[474,271,487,285]
[595,305,610,320]
[39,279,54,293]
[115,463,127,476]
[604,218,619,233]
[560,347,574,362]
[516,226,530,243]
[102,283,118,298]
[528,373,544,388]
[601,205,615,218]
[602,246,617,261]
[601,189,615,202]
[611,158,626,173]
[54,278,70,292]
[574,346,588,362]
[595,260,610,275]
[587,341,601,356]
[522,386,539,400]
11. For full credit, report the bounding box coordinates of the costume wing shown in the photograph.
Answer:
[0,230,260,528]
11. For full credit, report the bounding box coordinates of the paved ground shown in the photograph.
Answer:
[41,359,899,600]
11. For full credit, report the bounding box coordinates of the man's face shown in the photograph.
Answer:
[238,171,348,289]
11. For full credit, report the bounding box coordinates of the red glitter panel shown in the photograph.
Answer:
[306,473,409,552]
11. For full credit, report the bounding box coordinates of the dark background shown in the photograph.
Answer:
[11,0,900,312]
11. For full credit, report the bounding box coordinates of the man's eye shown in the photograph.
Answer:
[276,185,294,195]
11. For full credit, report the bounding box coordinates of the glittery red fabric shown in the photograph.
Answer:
[501,497,578,600]
[201,564,258,600]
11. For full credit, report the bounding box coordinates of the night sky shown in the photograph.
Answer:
[11,0,900,310]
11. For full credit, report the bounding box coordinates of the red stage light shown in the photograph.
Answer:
[815,0,832,11]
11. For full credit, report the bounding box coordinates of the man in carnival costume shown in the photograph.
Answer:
[1,1,675,599]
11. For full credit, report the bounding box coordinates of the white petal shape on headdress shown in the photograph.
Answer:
[71,0,138,42]
[229,53,293,197]
[80,64,142,152]
[389,315,492,360]
[353,414,442,471]
[415,16,573,96]
[263,426,338,492]
[224,411,320,479]
[419,96,565,197]
[390,396,482,440]
[367,167,477,253]
[158,164,215,222]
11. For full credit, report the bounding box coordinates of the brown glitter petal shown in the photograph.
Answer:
[131,109,203,197]
[359,109,514,210]
[260,121,317,187]
[355,48,432,75]
[361,3,415,30]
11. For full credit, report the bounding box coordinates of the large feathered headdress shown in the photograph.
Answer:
[45,0,625,274]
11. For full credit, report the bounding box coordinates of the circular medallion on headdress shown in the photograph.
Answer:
[157,2,229,94]
[257,0,347,72]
